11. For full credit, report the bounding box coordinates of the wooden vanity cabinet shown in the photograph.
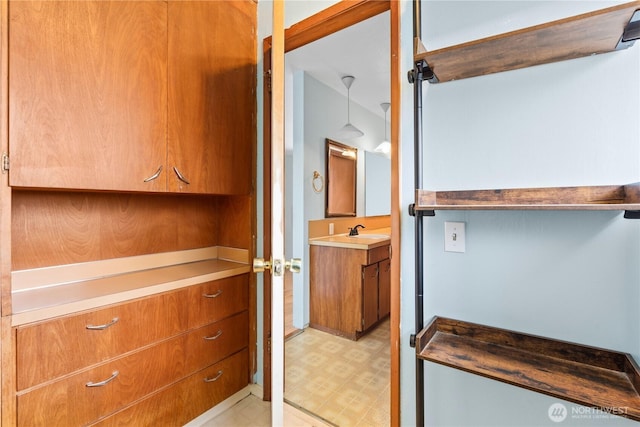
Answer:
[8,0,256,194]
[310,244,390,340]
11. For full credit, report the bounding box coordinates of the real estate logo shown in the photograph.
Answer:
[548,403,567,423]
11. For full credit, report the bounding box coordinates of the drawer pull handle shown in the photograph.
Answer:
[204,330,223,341]
[204,370,223,383]
[173,166,190,185]
[143,165,163,182]
[86,317,119,330]
[203,290,223,299]
[86,370,119,387]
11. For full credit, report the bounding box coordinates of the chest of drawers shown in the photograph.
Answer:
[14,274,250,426]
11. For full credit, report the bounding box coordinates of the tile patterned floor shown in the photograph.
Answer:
[202,394,331,427]
[284,319,390,426]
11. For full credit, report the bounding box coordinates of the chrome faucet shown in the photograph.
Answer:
[348,224,365,236]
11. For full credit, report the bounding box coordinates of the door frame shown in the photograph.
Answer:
[261,0,401,424]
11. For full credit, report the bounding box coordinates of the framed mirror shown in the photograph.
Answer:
[325,139,357,217]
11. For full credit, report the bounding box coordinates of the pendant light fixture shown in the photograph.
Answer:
[337,75,364,139]
[375,102,391,155]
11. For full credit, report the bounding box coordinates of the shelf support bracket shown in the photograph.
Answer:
[408,59,438,85]
[409,203,435,217]
[617,9,640,50]
[624,210,640,219]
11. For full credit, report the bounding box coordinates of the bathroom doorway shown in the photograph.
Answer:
[280,3,394,425]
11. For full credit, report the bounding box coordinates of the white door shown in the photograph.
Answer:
[253,2,293,425]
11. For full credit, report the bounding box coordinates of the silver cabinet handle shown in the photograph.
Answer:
[173,166,190,185]
[203,370,223,383]
[144,165,163,182]
[204,330,223,341]
[86,370,119,387]
[86,317,119,330]
[203,290,222,299]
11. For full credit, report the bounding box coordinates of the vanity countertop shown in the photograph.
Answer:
[309,228,391,250]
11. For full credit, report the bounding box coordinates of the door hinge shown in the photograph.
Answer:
[2,153,8,173]
[265,69,272,93]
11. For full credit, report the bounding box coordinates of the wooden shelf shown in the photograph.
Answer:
[415,183,640,212]
[416,317,640,421]
[415,1,640,82]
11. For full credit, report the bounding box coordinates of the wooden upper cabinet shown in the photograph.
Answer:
[167,1,256,195]
[9,1,168,192]
[9,1,257,195]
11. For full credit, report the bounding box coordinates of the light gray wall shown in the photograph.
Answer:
[365,150,391,216]
[400,1,640,426]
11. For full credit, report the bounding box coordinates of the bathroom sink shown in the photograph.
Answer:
[349,234,389,239]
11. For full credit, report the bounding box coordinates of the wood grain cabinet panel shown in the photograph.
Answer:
[362,264,379,332]
[9,1,168,192]
[9,0,256,194]
[167,1,256,195]
[16,289,189,390]
[378,258,391,318]
[185,311,249,374]
[310,245,390,339]
[188,274,249,329]
[177,348,250,424]
[17,321,248,427]
[17,332,191,427]
[91,348,250,427]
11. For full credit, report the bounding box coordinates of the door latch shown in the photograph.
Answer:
[253,257,301,276]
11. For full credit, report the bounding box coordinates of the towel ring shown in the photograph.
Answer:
[312,171,324,193]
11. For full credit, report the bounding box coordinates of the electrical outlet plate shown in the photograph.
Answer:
[444,221,466,253]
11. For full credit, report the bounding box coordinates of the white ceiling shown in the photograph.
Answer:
[285,11,390,119]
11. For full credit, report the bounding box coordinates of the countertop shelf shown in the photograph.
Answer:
[415,183,640,212]
[10,246,250,326]
[416,317,640,421]
[415,1,640,83]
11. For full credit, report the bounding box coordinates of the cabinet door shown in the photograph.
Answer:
[362,264,379,331]
[9,1,168,192]
[378,258,391,319]
[167,1,256,194]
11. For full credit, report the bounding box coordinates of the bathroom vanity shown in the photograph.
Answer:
[309,231,390,340]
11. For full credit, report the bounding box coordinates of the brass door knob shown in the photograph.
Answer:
[286,258,302,274]
[253,258,272,273]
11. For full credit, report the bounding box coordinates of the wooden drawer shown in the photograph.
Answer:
[367,245,389,265]
[16,288,189,390]
[90,348,250,426]
[186,311,249,372]
[188,274,249,329]
[18,332,190,427]
[17,318,249,427]
[178,348,250,424]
